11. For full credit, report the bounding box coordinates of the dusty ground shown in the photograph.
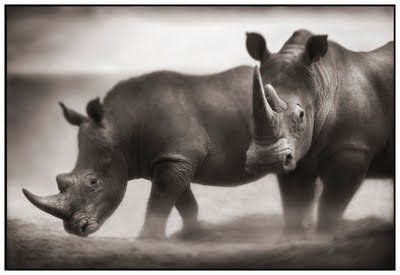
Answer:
[7,215,394,269]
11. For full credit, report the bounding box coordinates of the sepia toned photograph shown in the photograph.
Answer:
[6,5,394,269]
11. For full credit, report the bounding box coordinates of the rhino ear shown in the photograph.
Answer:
[246,32,270,61]
[305,35,328,63]
[86,97,104,123]
[59,102,87,126]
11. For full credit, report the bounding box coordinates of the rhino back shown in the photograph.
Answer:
[102,66,257,184]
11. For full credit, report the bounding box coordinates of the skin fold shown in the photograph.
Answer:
[245,29,394,233]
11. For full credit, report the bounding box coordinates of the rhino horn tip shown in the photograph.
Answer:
[22,188,36,203]
[58,101,65,108]
[22,188,39,207]
[22,187,29,197]
[254,65,259,74]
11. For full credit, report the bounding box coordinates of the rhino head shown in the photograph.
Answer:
[244,31,328,175]
[23,98,128,236]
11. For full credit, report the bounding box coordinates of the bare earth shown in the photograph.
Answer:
[7,215,394,269]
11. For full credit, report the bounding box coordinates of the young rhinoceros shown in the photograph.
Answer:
[23,66,271,238]
[244,29,393,233]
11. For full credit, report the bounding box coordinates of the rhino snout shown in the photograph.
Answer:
[282,152,296,172]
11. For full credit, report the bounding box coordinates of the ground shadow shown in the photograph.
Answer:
[7,214,394,269]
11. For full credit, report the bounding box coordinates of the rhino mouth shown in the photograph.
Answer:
[245,157,294,175]
[245,138,297,174]
[64,217,100,237]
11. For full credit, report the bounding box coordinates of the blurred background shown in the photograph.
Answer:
[7,6,394,238]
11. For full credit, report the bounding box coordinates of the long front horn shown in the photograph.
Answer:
[265,84,287,111]
[252,66,280,139]
[22,188,70,220]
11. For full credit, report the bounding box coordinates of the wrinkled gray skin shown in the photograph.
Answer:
[23,65,270,238]
[244,29,393,232]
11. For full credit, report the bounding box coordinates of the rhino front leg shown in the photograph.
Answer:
[138,160,194,240]
[175,187,199,233]
[318,150,368,232]
[278,169,317,234]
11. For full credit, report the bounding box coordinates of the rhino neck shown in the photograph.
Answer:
[121,125,142,180]
[103,109,142,181]
[308,41,340,143]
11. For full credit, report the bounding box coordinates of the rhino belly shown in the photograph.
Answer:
[367,145,394,179]
[192,148,263,186]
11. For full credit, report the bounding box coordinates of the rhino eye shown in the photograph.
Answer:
[90,178,98,185]
[299,111,304,119]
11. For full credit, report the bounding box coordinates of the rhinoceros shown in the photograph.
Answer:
[244,29,394,232]
[22,65,272,238]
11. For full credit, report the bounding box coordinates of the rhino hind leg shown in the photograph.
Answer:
[317,150,369,232]
[278,170,317,234]
[138,160,195,240]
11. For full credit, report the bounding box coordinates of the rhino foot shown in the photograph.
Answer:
[171,221,207,241]
[137,229,166,241]
[276,227,309,244]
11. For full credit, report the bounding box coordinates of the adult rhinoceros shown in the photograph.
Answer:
[244,29,393,233]
[22,65,270,238]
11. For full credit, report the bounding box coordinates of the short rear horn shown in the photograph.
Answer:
[265,84,287,111]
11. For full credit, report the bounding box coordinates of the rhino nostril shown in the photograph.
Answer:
[285,154,293,165]
[282,153,296,172]
[80,220,88,234]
